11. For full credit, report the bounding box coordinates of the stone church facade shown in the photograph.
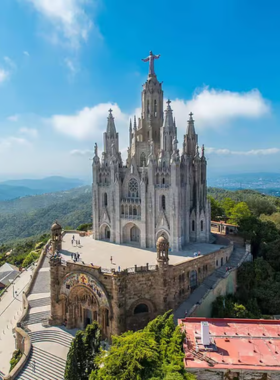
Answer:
[92,52,210,251]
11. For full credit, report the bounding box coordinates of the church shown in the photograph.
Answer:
[92,52,210,251]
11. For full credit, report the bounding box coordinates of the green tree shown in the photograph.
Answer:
[90,312,196,380]
[228,202,251,225]
[83,322,101,376]
[208,196,224,220]
[65,331,87,380]
[91,330,160,380]
[221,198,236,218]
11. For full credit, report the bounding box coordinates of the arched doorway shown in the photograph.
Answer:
[68,285,99,329]
[130,225,140,243]
[123,223,141,245]
[100,224,111,241]
[105,225,110,240]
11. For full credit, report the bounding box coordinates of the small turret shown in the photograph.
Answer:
[51,221,62,253]
[103,108,120,158]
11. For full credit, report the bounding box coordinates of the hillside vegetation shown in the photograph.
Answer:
[0,186,92,244]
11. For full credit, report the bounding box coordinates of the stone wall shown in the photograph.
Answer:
[49,243,233,339]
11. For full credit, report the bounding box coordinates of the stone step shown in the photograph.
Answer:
[16,346,66,380]
[29,330,73,348]
[29,297,51,309]
[23,311,50,326]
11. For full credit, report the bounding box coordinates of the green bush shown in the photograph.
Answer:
[22,250,40,268]
[9,349,22,371]
[77,223,92,231]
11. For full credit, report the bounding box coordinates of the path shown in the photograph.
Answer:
[16,256,77,380]
[0,266,34,377]
[173,244,247,321]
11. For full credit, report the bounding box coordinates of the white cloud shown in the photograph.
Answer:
[19,127,38,138]
[0,68,9,83]
[23,0,94,48]
[7,115,19,122]
[23,51,30,57]
[3,56,16,70]
[206,147,280,156]
[171,87,270,129]
[70,149,92,156]
[64,58,77,74]
[49,103,129,140]
[0,137,30,152]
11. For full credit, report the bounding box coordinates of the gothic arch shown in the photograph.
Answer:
[156,229,170,242]
[100,223,111,240]
[123,222,141,245]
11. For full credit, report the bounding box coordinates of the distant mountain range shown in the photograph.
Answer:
[0,176,85,201]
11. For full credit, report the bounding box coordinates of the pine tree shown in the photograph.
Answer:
[65,331,86,380]
[84,321,101,376]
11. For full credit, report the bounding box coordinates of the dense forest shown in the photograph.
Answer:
[209,188,280,318]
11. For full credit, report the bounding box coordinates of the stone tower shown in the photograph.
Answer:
[51,221,62,252]
[92,53,210,251]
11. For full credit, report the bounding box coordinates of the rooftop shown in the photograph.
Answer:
[179,317,280,371]
[59,232,224,271]
[0,262,19,286]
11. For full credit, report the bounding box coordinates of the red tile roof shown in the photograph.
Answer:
[178,317,280,371]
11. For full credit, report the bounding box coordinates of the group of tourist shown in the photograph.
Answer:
[71,235,81,246]
[71,252,80,262]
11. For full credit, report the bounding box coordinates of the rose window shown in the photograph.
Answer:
[128,178,138,198]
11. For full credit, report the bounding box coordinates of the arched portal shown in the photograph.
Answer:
[123,223,141,245]
[100,224,111,241]
[60,272,111,337]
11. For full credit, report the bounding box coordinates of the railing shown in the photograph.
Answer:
[121,214,141,220]
[121,198,141,204]
[122,264,158,274]
[155,184,170,188]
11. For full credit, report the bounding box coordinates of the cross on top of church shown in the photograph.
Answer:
[189,112,193,118]
[108,108,113,115]
[167,99,171,106]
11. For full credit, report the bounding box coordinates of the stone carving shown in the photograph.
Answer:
[61,272,109,308]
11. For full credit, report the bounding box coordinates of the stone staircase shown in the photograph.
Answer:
[29,330,74,348]
[22,310,50,326]
[174,245,247,321]
[29,297,51,309]
[16,346,66,380]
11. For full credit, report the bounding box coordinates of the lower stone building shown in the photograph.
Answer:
[49,222,233,340]
[179,317,280,380]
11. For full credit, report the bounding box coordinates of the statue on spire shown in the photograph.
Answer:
[142,51,160,76]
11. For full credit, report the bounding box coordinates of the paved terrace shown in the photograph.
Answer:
[60,233,225,270]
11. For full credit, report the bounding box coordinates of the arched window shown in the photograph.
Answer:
[192,220,195,231]
[134,303,149,314]
[104,192,108,206]
[163,161,166,168]
[121,205,124,215]
[140,152,146,167]
[201,220,203,231]
[133,207,137,216]
[162,195,166,210]
[128,178,138,198]
[154,99,157,117]
[147,100,150,115]
[162,177,165,185]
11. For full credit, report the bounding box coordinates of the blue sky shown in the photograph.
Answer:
[0,0,280,180]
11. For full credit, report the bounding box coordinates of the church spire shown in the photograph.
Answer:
[106,108,116,137]
[163,99,174,129]
[183,111,198,156]
[187,112,196,135]
[161,100,177,153]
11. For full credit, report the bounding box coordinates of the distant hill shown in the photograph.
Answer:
[0,186,92,244]
[0,176,85,201]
